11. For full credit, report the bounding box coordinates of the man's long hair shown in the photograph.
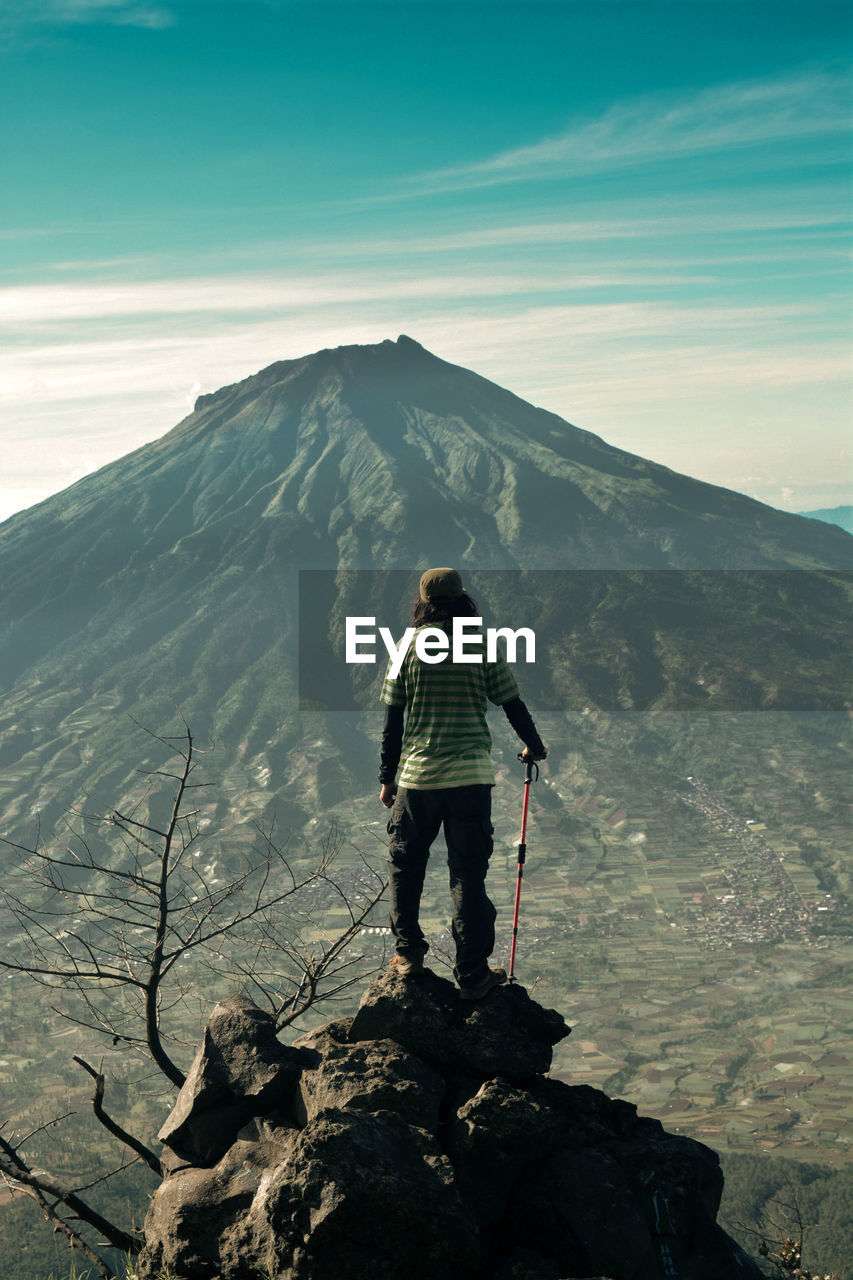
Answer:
[411,592,480,631]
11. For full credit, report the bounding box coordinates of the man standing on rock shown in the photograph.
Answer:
[379,568,547,1001]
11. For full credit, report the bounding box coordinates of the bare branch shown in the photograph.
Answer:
[0,1132,141,1257]
[0,1179,118,1280]
[74,1057,163,1175]
[8,1111,75,1153]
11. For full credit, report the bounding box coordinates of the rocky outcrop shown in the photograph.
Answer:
[135,971,763,1280]
[158,1000,310,1168]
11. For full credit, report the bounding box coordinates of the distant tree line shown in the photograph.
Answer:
[721,1152,853,1279]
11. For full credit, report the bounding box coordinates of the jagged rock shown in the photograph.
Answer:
[136,972,765,1280]
[348,966,570,1079]
[243,1108,479,1280]
[450,1078,561,1228]
[143,1117,296,1276]
[158,997,310,1166]
[514,1146,652,1278]
[292,1021,445,1132]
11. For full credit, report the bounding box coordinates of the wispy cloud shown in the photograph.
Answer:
[0,0,175,36]
[0,266,729,326]
[303,206,853,260]
[3,291,846,410]
[410,70,852,192]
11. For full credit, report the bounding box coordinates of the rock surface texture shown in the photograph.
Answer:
[136,972,763,1280]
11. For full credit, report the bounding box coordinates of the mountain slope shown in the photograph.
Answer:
[798,504,853,535]
[0,335,851,838]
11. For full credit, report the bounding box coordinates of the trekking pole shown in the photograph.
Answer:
[508,755,539,983]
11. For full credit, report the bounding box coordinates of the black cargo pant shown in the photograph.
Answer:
[387,784,496,987]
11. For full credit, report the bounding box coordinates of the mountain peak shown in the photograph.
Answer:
[192,335,432,414]
[10,334,853,573]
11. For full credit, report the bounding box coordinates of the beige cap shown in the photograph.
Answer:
[419,567,464,602]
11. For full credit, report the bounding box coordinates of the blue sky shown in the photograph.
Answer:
[1,0,851,520]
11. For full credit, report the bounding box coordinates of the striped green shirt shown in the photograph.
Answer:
[381,626,520,789]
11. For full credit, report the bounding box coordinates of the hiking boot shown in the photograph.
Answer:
[458,966,507,1001]
[390,951,425,977]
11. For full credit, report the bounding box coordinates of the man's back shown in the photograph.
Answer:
[382,625,519,788]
